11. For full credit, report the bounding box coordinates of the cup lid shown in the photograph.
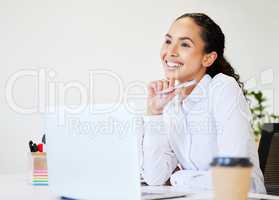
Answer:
[210,157,253,167]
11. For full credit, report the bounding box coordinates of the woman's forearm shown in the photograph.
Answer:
[142,115,178,185]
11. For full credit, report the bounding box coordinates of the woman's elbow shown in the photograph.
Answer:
[142,163,172,185]
[142,170,169,186]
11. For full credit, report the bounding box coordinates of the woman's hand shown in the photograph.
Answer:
[147,79,176,115]
[175,84,196,100]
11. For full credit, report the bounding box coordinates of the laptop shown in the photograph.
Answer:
[44,104,187,200]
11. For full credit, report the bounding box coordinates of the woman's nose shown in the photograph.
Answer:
[168,45,179,57]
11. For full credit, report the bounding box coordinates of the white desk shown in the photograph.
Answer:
[0,174,56,200]
[0,173,209,200]
[1,174,279,200]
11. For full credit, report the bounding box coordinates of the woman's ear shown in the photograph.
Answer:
[202,51,218,67]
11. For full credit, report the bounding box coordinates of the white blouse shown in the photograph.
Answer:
[140,73,266,193]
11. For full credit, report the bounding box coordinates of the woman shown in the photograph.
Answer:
[141,13,266,193]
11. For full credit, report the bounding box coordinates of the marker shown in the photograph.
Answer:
[42,134,46,144]
[33,143,38,152]
[156,80,197,95]
[29,140,35,152]
[37,143,43,152]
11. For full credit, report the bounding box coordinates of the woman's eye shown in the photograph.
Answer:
[165,39,171,44]
[181,43,190,47]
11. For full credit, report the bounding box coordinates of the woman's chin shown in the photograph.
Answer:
[164,71,185,81]
[164,70,179,79]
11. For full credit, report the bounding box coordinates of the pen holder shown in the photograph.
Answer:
[30,152,48,186]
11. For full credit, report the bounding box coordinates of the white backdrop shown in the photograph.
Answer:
[0,0,278,173]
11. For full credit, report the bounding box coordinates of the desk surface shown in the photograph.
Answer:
[1,174,278,200]
[0,173,211,200]
[0,174,56,200]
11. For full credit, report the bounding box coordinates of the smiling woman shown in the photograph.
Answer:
[161,13,243,90]
[161,15,214,83]
[142,13,266,194]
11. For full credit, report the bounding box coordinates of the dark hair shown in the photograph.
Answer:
[176,13,244,92]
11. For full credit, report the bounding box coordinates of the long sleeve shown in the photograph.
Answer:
[212,76,266,193]
[170,169,213,191]
[142,115,178,185]
[168,75,266,193]
[212,77,252,157]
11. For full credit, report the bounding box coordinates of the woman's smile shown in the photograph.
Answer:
[164,59,184,71]
[160,17,209,82]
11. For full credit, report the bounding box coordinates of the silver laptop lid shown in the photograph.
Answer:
[44,104,142,200]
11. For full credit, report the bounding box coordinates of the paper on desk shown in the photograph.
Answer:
[181,192,279,200]
[141,186,188,200]
[141,186,279,200]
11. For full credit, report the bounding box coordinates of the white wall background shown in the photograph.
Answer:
[0,0,278,174]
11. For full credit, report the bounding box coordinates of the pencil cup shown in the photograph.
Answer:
[29,152,48,186]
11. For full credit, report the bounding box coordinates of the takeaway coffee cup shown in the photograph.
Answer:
[210,157,253,200]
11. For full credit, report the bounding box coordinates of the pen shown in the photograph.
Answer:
[38,143,43,152]
[42,134,46,144]
[29,134,46,153]
[33,143,38,152]
[29,140,34,152]
[156,79,197,95]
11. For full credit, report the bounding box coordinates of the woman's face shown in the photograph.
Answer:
[160,17,208,83]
